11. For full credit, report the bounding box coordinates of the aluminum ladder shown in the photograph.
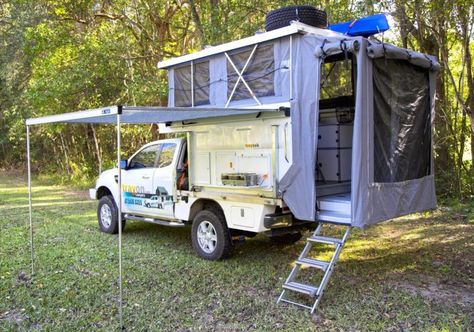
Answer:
[277,223,351,313]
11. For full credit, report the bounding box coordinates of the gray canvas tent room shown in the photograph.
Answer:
[159,21,439,226]
[25,20,439,324]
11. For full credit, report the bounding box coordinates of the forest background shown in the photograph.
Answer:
[1,0,473,200]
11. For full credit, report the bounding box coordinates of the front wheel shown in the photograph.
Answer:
[97,195,126,234]
[192,209,233,260]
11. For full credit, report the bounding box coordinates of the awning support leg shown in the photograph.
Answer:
[26,125,35,276]
[116,113,124,329]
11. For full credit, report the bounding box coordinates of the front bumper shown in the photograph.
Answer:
[89,188,97,200]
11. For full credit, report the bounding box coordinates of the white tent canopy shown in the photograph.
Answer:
[25,105,279,328]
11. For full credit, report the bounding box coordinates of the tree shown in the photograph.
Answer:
[0,0,472,196]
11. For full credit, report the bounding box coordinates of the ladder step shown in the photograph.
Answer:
[282,281,318,297]
[308,235,343,245]
[296,257,329,271]
[279,298,313,310]
[317,211,351,224]
[277,224,351,314]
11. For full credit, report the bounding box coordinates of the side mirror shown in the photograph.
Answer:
[120,159,128,170]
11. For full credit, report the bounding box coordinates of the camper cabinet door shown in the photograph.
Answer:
[150,142,178,219]
[122,144,160,215]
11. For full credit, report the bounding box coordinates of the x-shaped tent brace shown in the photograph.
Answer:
[224,44,262,107]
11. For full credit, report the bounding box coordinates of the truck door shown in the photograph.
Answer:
[122,143,160,215]
[151,142,178,219]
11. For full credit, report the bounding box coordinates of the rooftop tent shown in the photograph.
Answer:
[159,22,345,109]
[166,38,291,108]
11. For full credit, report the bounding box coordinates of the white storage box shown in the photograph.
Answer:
[318,124,353,149]
[317,149,352,182]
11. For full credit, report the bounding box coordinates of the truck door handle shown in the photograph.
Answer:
[142,175,150,179]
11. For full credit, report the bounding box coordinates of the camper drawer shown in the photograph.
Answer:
[318,124,353,149]
[317,149,352,182]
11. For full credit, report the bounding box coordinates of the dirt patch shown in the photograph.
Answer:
[16,271,31,285]
[0,169,25,180]
[62,190,90,199]
[74,267,96,277]
[0,309,28,324]
[395,278,474,307]
[311,313,335,329]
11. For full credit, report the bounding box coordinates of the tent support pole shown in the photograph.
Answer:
[26,125,35,276]
[116,112,123,329]
[289,35,293,100]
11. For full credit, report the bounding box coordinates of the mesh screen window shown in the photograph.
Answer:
[319,53,356,109]
[320,58,353,100]
[373,58,431,183]
[227,44,275,101]
[174,61,210,107]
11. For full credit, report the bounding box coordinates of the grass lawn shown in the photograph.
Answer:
[0,172,473,331]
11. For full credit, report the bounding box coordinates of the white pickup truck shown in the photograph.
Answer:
[90,112,318,260]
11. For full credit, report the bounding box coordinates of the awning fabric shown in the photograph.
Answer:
[26,106,278,126]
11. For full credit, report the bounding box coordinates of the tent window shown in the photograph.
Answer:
[194,61,210,106]
[227,44,275,101]
[174,61,210,107]
[373,58,431,183]
[319,53,355,109]
[174,66,191,107]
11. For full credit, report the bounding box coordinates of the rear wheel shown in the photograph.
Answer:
[192,209,233,260]
[97,195,125,234]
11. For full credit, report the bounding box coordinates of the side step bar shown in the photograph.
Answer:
[124,214,185,227]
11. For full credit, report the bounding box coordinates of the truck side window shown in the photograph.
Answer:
[129,145,159,169]
[157,143,176,168]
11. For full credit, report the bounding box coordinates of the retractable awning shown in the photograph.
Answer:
[25,105,279,125]
[25,104,280,329]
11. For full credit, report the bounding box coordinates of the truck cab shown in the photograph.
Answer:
[91,138,185,222]
[119,138,184,220]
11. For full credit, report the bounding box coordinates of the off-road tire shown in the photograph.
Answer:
[97,195,126,234]
[269,231,302,245]
[192,209,233,260]
[265,5,327,32]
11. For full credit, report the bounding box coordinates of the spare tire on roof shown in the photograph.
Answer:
[265,5,328,32]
